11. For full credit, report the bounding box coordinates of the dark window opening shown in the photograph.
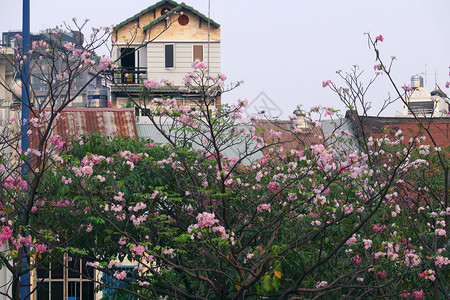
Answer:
[121,48,136,83]
[165,44,174,68]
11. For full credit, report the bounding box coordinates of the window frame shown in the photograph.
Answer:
[192,45,203,63]
[164,44,175,69]
[36,255,95,300]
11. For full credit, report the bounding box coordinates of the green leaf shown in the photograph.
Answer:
[262,274,271,292]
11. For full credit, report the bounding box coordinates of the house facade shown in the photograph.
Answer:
[397,75,449,118]
[1,30,104,108]
[109,0,221,112]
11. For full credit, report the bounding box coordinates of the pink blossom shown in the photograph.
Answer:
[376,35,384,42]
[435,228,446,236]
[113,270,127,280]
[399,291,410,298]
[373,224,387,233]
[377,270,387,278]
[196,212,219,228]
[362,239,372,249]
[162,248,174,255]
[131,244,146,256]
[192,61,207,70]
[63,42,75,51]
[316,281,328,288]
[402,85,412,92]
[346,236,357,245]
[322,80,332,88]
[35,244,47,254]
[86,261,99,268]
[0,226,12,243]
[435,255,449,266]
[411,290,424,300]
[325,107,334,116]
[267,181,280,192]
[257,203,271,213]
[98,56,116,71]
[445,81,450,89]
[351,254,362,266]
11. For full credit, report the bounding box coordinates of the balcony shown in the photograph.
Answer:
[105,67,147,85]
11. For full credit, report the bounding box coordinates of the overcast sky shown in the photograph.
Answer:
[2,0,450,118]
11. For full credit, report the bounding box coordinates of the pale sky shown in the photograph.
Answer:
[2,0,450,118]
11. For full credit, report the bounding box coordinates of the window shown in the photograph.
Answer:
[121,48,136,83]
[75,74,83,83]
[165,44,174,69]
[193,45,203,63]
[102,266,137,299]
[178,15,189,26]
[36,256,95,300]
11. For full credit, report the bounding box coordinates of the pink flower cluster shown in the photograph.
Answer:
[113,270,127,280]
[0,226,12,245]
[192,61,207,70]
[196,212,219,229]
[143,78,161,89]
[98,56,116,71]
[257,203,271,213]
[322,80,332,88]
[373,224,387,233]
[267,181,280,192]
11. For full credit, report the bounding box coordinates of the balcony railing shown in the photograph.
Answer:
[105,67,147,85]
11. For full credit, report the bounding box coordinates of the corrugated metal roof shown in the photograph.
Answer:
[136,119,263,162]
[30,108,137,148]
[321,119,360,153]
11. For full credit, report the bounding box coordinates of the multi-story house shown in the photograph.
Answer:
[0,44,14,108]
[2,30,104,108]
[109,0,221,113]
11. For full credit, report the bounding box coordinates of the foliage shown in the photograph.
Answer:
[0,23,449,300]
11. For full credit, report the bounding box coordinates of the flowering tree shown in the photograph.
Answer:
[35,37,449,300]
[1,21,449,300]
[0,20,120,298]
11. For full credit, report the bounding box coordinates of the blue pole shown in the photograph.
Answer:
[20,0,31,299]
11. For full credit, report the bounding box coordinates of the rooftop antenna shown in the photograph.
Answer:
[434,69,437,88]
[207,0,210,78]
[424,64,427,87]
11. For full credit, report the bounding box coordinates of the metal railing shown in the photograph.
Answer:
[105,67,147,85]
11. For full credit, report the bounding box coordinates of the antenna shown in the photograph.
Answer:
[434,69,437,88]
[207,0,210,75]
[424,64,427,87]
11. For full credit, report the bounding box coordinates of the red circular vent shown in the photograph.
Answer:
[178,15,189,26]
[160,7,171,15]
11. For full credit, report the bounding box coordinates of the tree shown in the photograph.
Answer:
[0,20,116,299]
[0,13,201,299]
[37,37,449,299]
[1,22,449,300]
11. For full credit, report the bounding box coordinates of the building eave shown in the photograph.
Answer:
[114,0,220,32]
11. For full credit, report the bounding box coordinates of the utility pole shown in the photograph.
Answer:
[20,0,31,298]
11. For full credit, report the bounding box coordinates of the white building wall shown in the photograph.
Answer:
[147,42,220,85]
[0,245,12,298]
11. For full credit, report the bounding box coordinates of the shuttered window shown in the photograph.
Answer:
[165,44,174,68]
[193,45,203,62]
